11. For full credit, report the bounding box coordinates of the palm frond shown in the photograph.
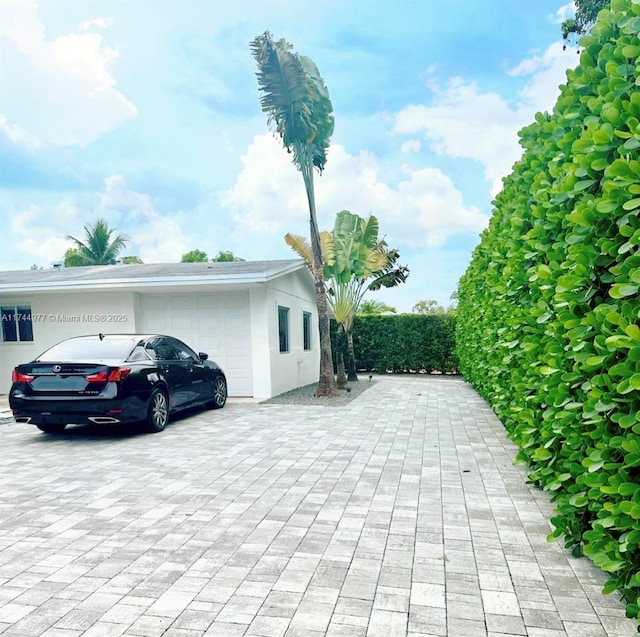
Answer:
[284,233,313,269]
[320,231,336,268]
[368,265,410,291]
[359,215,380,249]
[65,218,128,266]
[251,32,333,172]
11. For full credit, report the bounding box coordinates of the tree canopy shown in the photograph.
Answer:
[181,249,245,263]
[212,250,245,262]
[561,0,609,42]
[181,249,209,263]
[357,300,396,316]
[412,299,455,316]
[64,219,128,267]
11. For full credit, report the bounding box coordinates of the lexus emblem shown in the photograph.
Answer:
[52,365,62,373]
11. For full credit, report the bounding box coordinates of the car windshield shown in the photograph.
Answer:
[36,337,140,362]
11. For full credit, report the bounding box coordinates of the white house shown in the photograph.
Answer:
[0,260,320,399]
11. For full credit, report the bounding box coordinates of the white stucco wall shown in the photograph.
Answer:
[265,269,320,398]
[0,268,319,400]
[0,291,138,394]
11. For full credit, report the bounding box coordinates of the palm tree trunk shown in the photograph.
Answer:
[298,143,336,397]
[336,325,347,388]
[346,330,358,382]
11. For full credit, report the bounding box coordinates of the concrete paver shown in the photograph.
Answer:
[0,377,637,636]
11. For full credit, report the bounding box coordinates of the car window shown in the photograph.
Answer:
[127,345,150,362]
[148,338,178,361]
[170,338,199,362]
[37,336,137,361]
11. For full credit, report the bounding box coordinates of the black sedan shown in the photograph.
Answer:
[9,333,227,434]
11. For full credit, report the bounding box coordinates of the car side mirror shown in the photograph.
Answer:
[199,352,208,362]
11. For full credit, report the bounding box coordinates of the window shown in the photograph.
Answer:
[170,338,199,362]
[278,306,289,353]
[303,311,312,351]
[1,305,34,342]
[39,335,140,361]
[148,337,178,361]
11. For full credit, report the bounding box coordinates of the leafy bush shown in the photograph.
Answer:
[332,315,457,374]
[456,0,640,621]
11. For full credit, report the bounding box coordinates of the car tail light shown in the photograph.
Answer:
[108,367,131,382]
[12,370,34,383]
[85,368,131,383]
[85,370,108,382]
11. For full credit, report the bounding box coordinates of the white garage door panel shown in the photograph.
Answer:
[140,292,252,397]
[198,336,223,351]
[198,316,221,329]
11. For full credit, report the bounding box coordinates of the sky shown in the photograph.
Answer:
[0,0,581,312]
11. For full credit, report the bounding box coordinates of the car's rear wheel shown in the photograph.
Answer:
[207,376,227,409]
[36,424,67,434]
[146,388,169,432]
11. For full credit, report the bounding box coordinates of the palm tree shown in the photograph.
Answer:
[65,219,128,267]
[251,31,336,396]
[358,300,396,316]
[286,210,409,383]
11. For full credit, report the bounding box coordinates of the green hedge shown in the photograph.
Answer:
[333,315,457,374]
[456,0,640,621]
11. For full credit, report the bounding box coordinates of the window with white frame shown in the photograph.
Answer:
[1,305,34,342]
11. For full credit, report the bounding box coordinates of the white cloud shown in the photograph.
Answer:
[401,139,421,154]
[556,2,575,23]
[10,202,82,267]
[515,42,576,111]
[100,175,156,222]
[393,42,577,195]
[0,0,136,146]
[223,134,487,252]
[96,176,190,263]
[0,114,40,147]
[6,177,190,267]
[79,17,114,32]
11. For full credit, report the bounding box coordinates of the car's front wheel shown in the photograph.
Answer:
[207,376,227,409]
[36,424,67,434]
[146,388,169,433]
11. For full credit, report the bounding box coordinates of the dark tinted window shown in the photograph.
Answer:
[127,345,150,361]
[38,337,138,361]
[148,338,178,360]
[17,307,33,342]
[1,307,17,342]
[278,306,289,353]
[2,305,34,342]
[303,311,312,351]
[171,339,198,362]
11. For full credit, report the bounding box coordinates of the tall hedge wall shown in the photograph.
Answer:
[333,315,457,374]
[456,0,640,619]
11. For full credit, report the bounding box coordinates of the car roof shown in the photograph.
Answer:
[65,334,164,341]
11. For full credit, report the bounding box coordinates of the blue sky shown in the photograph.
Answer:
[0,0,580,311]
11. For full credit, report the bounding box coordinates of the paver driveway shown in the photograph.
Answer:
[0,376,636,636]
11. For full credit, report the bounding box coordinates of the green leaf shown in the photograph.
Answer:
[596,200,617,213]
[610,284,639,299]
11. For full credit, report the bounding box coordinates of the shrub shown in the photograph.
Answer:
[456,0,640,620]
[332,314,457,374]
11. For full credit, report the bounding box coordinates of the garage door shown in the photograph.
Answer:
[139,292,252,396]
